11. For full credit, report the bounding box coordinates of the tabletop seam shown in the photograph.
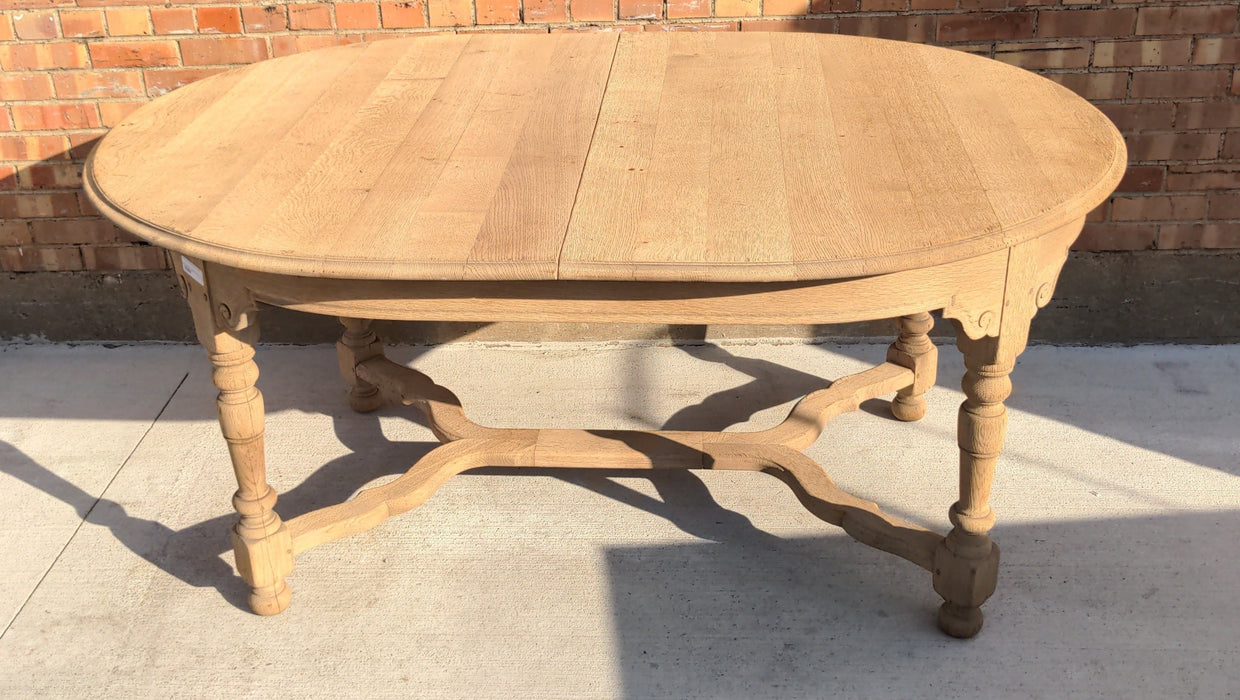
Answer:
[554,34,622,282]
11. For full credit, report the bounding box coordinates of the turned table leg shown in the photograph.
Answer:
[185,278,293,615]
[933,330,1013,638]
[887,311,937,422]
[337,317,387,413]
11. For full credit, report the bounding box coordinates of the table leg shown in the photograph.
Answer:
[933,329,1013,638]
[187,293,293,615]
[337,317,386,413]
[887,311,937,421]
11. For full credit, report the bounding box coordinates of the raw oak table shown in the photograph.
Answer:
[85,32,1125,637]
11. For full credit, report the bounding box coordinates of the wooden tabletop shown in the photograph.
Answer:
[87,32,1126,283]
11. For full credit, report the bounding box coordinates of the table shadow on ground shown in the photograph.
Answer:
[602,505,1239,698]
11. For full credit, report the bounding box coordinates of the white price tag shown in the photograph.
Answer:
[181,256,205,286]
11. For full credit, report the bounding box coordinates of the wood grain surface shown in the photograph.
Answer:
[86,32,1126,283]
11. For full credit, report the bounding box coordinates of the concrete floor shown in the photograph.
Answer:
[1,339,1237,698]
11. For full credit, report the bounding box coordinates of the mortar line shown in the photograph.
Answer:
[0,371,190,642]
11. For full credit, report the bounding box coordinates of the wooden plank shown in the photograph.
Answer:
[123,44,367,234]
[248,36,472,275]
[463,32,618,280]
[187,39,423,247]
[917,45,1066,246]
[558,32,670,281]
[767,32,865,278]
[345,34,572,278]
[90,68,251,209]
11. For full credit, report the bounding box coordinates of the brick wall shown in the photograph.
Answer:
[1,1,1238,274]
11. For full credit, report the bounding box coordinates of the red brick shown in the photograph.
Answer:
[0,246,84,273]
[429,0,471,26]
[150,8,195,35]
[0,42,90,71]
[1175,101,1240,130]
[0,221,31,247]
[67,131,102,161]
[0,108,9,131]
[1041,9,1135,39]
[762,0,807,14]
[862,0,907,9]
[0,16,11,43]
[12,10,58,39]
[937,12,1034,43]
[1071,223,1156,251]
[288,3,333,30]
[10,104,101,131]
[573,0,616,21]
[380,1,428,28]
[241,5,289,32]
[1207,192,1240,220]
[29,218,125,245]
[144,67,226,96]
[664,0,707,19]
[475,0,520,23]
[1128,132,1221,162]
[1136,6,1237,36]
[0,166,16,192]
[1223,131,1240,159]
[89,40,179,68]
[104,8,152,36]
[1193,38,1240,66]
[958,0,1005,8]
[743,18,834,32]
[643,22,738,31]
[20,162,83,189]
[1111,194,1206,221]
[1130,70,1231,99]
[1099,102,1174,133]
[0,73,55,101]
[1157,223,1240,250]
[1036,9,1135,38]
[97,101,144,127]
[1092,39,1191,68]
[53,70,144,99]
[0,135,70,161]
[81,245,166,271]
[911,0,954,9]
[840,15,933,42]
[1116,166,1165,193]
[619,0,660,20]
[550,23,641,32]
[0,192,79,218]
[1085,199,1108,223]
[271,34,364,58]
[1044,71,1127,100]
[2,0,73,6]
[1166,165,1240,191]
[994,41,1089,70]
[60,10,106,38]
[180,37,269,65]
[336,3,382,29]
[814,0,856,9]
[270,35,297,57]
[197,7,243,34]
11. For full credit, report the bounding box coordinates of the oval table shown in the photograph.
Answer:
[85,32,1126,637]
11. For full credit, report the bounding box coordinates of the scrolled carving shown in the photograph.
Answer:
[203,263,259,331]
[942,298,1001,340]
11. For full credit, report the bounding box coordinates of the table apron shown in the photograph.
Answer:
[221,249,1010,334]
